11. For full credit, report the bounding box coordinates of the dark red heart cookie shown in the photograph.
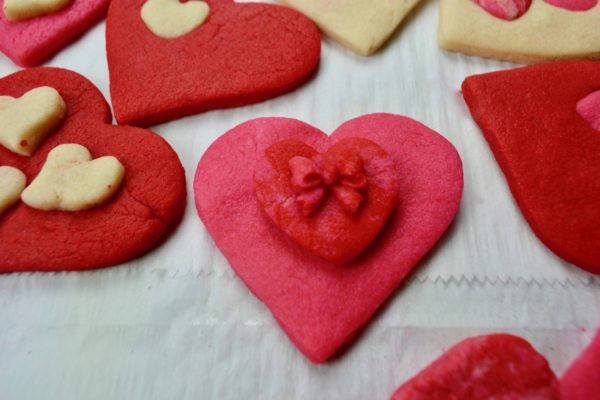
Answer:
[462,61,600,275]
[195,114,463,363]
[560,330,600,400]
[106,0,321,127]
[391,334,559,400]
[0,68,186,272]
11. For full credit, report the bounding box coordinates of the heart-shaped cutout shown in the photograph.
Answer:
[254,138,399,264]
[21,143,124,211]
[577,89,600,132]
[560,330,600,400]
[544,0,597,11]
[462,61,600,274]
[106,0,321,127]
[472,0,531,20]
[0,0,110,67]
[141,0,209,39]
[0,67,186,272]
[0,165,26,215]
[3,0,71,21]
[0,86,66,156]
[391,334,559,399]
[282,0,423,56]
[195,114,463,362]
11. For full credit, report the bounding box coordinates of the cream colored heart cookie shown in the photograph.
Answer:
[3,0,72,21]
[281,0,422,56]
[0,166,26,215]
[21,144,125,212]
[0,86,66,157]
[141,0,210,39]
[439,0,600,62]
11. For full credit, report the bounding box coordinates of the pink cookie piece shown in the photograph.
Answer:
[0,0,110,67]
[473,0,532,20]
[544,0,598,11]
[577,90,600,132]
[195,114,463,363]
[560,331,600,400]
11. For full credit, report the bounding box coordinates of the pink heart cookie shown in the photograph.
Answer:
[194,114,463,363]
[0,0,110,67]
[560,331,600,400]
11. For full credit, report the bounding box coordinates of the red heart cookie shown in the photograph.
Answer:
[254,138,399,265]
[194,114,463,363]
[560,330,600,400]
[462,61,600,275]
[0,0,110,67]
[391,334,559,399]
[106,0,321,127]
[0,68,186,272]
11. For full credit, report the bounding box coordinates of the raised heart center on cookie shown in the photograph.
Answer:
[543,0,597,11]
[0,86,66,156]
[254,137,399,265]
[3,0,72,21]
[472,0,532,20]
[577,89,600,132]
[21,143,125,211]
[0,166,26,215]
[141,0,210,39]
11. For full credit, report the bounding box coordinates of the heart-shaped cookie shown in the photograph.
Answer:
[561,330,600,400]
[462,61,600,274]
[282,0,423,56]
[0,67,186,272]
[0,165,26,215]
[195,114,463,362]
[106,0,321,127]
[391,334,559,399]
[0,0,110,67]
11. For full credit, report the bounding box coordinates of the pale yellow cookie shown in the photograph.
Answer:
[21,144,125,212]
[0,86,66,157]
[439,0,600,63]
[141,0,210,39]
[3,0,72,21]
[282,0,423,56]
[0,166,26,215]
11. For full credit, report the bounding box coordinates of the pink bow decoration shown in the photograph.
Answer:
[288,155,368,216]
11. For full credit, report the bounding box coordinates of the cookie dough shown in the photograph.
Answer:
[0,166,26,215]
[3,0,72,21]
[141,0,209,39]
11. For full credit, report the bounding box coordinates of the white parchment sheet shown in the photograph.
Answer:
[1,1,599,399]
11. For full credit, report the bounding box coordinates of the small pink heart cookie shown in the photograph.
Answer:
[194,114,463,362]
[0,0,110,67]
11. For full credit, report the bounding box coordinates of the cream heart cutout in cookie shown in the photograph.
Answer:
[282,0,423,56]
[141,0,209,39]
[0,86,66,157]
[0,165,26,215]
[21,143,124,212]
[3,0,72,21]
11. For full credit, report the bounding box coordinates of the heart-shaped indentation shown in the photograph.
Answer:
[463,62,600,274]
[577,89,600,132]
[0,165,26,215]
[0,86,66,156]
[254,138,398,265]
[195,114,463,362]
[106,0,321,126]
[282,0,423,56]
[544,0,597,11]
[21,143,124,211]
[3,0,71,21]
[472,0,531,20]
[141,0,209,39]
[391,334,559,399]
[0,67,186,272]
[561,330,600,400]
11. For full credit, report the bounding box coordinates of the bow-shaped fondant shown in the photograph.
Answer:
[289,154,368,216]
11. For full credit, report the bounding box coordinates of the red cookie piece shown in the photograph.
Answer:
[560,331,600,400]
[473,0,532,21]
[462,61,600,275]
[254,138,399,265]
[195,114,463,363]
[106,0,321,127]
[0,0,110,67]
[391,334,559,400]
[0,68,186,272]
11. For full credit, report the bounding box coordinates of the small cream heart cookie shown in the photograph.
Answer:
[141,0,210,39]
[0,166,26,215]
[0,86,66,157]
[21,144,125,212]
[281,0,423,56]
[3,0,72,21]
